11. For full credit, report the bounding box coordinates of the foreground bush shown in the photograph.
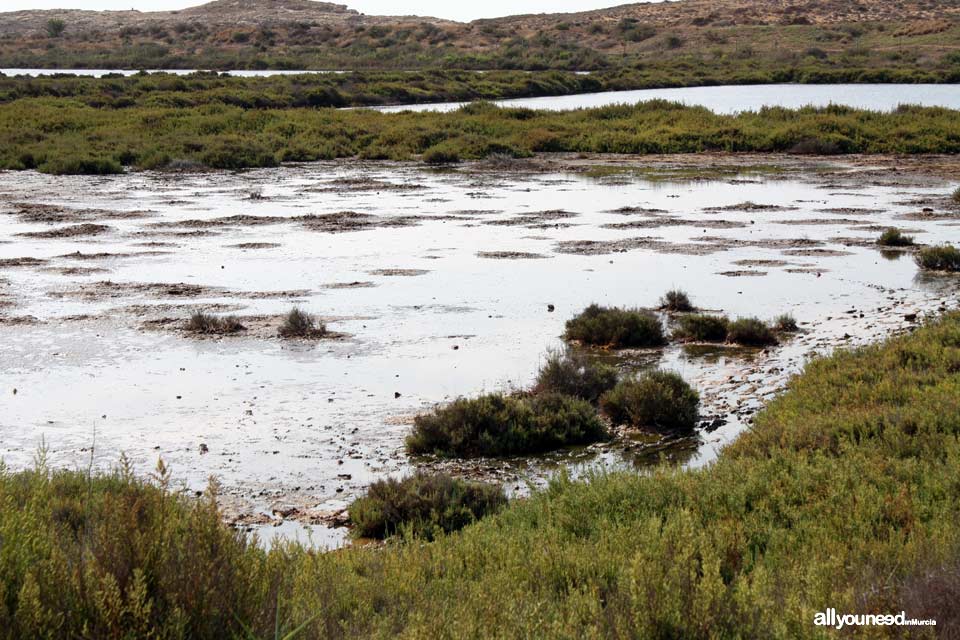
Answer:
[564,304,666,348]
[407,392,607,457]
[3,315,960,638]
[533,348,618,403]
[673,314,729,342]
[876,227,914,247]
[278,307,326,338]
[600,370,700,432]
[727,317,779,346]
[348,472,506,540]
[916,244,960,272]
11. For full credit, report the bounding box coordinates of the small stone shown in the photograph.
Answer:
[547,304,555,312]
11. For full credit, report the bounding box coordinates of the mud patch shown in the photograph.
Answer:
[0,257,46,268]
[19,223,111,238]
[704,202,798,213]
[476,251,550,260]
[321,281,378,289]
[368,269,430,277]
[717,270,768,277]
[782,248,855,257]
[227,242,282,250]
[6,203,151,224]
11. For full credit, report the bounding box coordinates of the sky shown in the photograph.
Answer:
[2,0,645,21]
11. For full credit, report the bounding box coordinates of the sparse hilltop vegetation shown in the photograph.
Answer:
[0,0,958,78]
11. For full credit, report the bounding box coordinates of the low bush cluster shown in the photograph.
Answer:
[726,317,779,346]
[915,244,960,272]
[348,472,507,540]
[673,313,729,342]
[532,348,618,403]
[877,227,915,247]
[407,392,608,457]
[600,370,700,432]
[658,289,695,312]
[564,304,666,348]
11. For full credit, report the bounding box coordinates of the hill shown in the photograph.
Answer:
[0,0,958,72]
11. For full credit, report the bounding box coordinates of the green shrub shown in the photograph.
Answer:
[422,145,460,165]
[533,348,619,403]
[278,307,326,338]
[407,392,608,457]
[600,370,699,432]
[673,314,729,342]
[877,227,915,247]
[772,314,799,332]
[658,289,695,312]
[952,187,960,204]
[564,304,666,348]
[348,472,506,540]
[916,245,960,272]
[46,18,66,38]
[727,317,778,346]
[40,156,123,175]
[185,311,245,334]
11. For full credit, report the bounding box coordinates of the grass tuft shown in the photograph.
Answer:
[600,370,699,432]
[185,311,246,335]
[348,472,506,540]
[278,307,326,338]
[564,304,666,348]
[407,392,608,457]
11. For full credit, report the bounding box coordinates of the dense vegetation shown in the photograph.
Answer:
[564,304,667,348]
[348,472,506,540]
[532,348,619,403]
[406,392,608,457]
[1,91,958,175]
[3,312,959,637]
[600,370,701,432]
[916,245,960,272]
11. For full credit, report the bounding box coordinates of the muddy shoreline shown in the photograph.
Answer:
[1,153,958,547]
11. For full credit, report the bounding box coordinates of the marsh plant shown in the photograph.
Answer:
[533,348,619,403]
[278,307,326,338]
[565,304,666,348]
[915,245,960,272]
[876,227,915,247]
[727,317,779,347]
[659,289,695,312]
[773,314,799,332]
[673,314,729,342]
[348,472,507,540]
[185,311,245,335]
[407,392,608,457]
[600,370,700,433]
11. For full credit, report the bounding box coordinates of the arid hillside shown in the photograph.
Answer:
[0,0,958,71]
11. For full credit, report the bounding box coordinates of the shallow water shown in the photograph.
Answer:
[374,83,960,113]
[0,157,957,546]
